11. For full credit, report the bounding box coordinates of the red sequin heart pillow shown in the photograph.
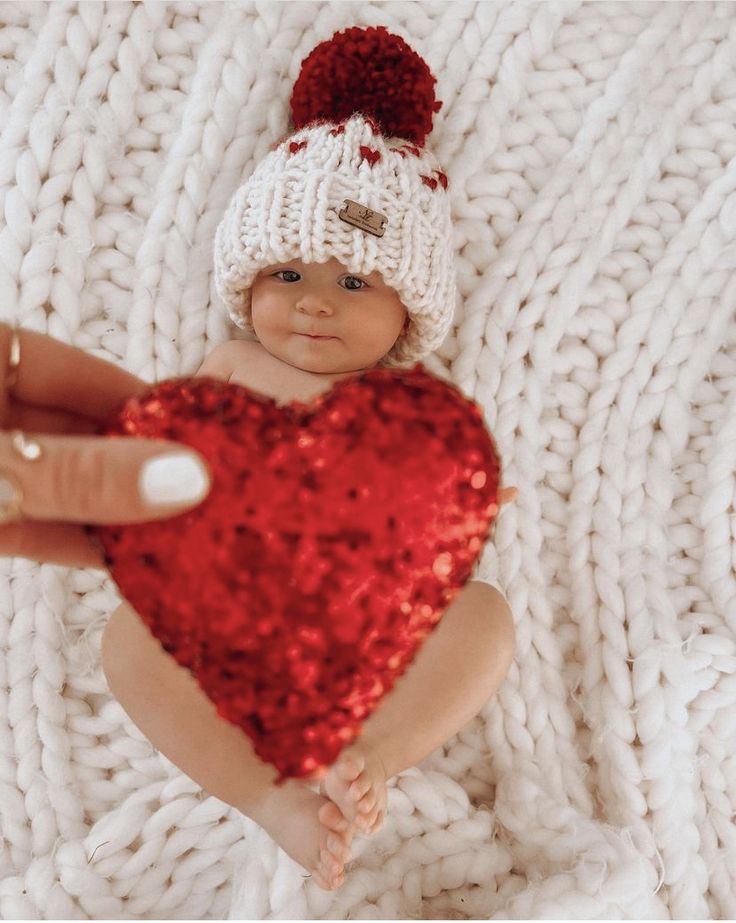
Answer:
[92,364,501,784]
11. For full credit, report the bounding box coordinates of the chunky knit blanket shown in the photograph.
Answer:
[1,1,734,919]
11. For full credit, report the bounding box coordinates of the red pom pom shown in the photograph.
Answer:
[290,25,441,147]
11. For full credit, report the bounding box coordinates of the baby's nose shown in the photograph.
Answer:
[297,294,334,313]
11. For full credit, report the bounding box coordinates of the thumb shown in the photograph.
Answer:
[0,432,212,524]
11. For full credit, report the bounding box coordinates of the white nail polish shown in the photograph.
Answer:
[140,453,211,507]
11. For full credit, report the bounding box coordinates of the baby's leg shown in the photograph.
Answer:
[320,581,516,833]
[101,603,355,890]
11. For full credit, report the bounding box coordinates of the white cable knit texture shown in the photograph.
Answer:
[0,1,734,919]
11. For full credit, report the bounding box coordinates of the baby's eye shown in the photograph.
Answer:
[272,270,368,290]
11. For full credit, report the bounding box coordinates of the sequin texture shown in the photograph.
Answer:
[92,363,501,784]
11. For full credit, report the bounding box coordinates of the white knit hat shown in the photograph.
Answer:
[213,26,457,369]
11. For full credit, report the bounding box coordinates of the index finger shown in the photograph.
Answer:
[0,323,153,422]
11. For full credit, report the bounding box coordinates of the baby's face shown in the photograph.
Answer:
[249,257,408,376]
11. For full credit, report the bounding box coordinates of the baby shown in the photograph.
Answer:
[102,26,517,891]
[102,254,517,891]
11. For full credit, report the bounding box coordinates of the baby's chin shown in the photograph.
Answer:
[254,334,381,378]
[285,343,371,374]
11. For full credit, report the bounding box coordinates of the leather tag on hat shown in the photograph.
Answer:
[338,199,387,237]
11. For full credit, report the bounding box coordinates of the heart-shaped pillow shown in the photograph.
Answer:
[93,363,501,784]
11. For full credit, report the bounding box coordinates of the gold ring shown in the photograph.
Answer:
[6,324,20,392]
[0,325,44,525]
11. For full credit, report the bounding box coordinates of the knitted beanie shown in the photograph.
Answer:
[213,26,457,369]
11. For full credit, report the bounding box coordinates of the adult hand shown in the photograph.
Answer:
[0,323,213,570]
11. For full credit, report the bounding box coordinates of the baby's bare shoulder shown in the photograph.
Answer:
[195,338,260,378]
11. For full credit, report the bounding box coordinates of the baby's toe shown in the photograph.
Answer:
[367,809,385,836]
[336,749,365,783]
[318,869,342,891]
[349,777,371,803]
[356,811,374,832]
[311,867,334,891]
[358,791,377,814]
[321,853,342,877]
[326,831,352,864]
[355,806,384,837]
[318,799,351,833]
[318,848,345,885]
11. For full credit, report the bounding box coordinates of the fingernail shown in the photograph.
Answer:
[140,452,211,508]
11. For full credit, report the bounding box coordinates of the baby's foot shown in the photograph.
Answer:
[319,741,388,836]
[246,779,356,890]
